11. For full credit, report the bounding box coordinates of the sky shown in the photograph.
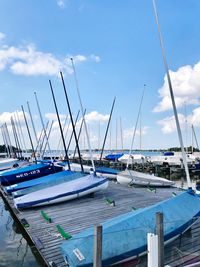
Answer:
[0,0,200,151]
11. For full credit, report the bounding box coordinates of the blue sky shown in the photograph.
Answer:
[0,0,200,151]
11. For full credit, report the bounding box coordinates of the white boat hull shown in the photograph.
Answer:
[117,170,174,187]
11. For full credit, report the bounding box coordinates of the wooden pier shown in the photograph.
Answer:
[1,181,200,267]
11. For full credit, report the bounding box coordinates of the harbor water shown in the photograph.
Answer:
[0,197,41,267]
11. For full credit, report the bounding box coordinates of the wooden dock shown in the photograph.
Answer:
[1,181,200,267]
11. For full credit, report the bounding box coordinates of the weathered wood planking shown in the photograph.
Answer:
[1,181,200,267]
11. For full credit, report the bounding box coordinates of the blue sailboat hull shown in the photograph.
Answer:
[12,171,85,198]
[60,190,200,267]
[5,170,74,193]
[105,153,124,161]
[0,163,63,186]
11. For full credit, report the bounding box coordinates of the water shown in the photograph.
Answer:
[0,197,41,267]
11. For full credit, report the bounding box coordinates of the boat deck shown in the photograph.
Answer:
[1,181,200,267]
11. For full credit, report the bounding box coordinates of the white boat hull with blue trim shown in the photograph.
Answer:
[14,174,108,209]
[117,169,174,187]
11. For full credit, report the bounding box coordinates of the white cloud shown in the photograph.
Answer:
[188,107,200,127]
[154,62,200,112]
[84,111,109,124]
[45,113,67,121]
[0,111,27,125]
[0,41,101,76]
[157,113,186,134]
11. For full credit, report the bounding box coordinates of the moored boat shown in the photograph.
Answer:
[60,189,200,266]
[117,169,174,187]
[14,174,108,209]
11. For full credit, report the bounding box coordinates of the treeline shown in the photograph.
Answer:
[0,145,20,153]
[168,146,199,152]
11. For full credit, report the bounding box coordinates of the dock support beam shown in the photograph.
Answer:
[156,212,164,267]
[93,224,102,267]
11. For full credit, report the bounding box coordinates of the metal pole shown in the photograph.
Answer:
[73,109,86,159]
[156,212,164,267]
[5,122,13,156]
[60,71,84,172]
[27,101,38,144]
[41,121,54,159]
[34,92,52,160]
[21,105,37,163]
[93,225,102,267]
[16,111,28,155]
[1,125,9,157]
[49,80,71,170]
[152,0,191,188]
[99,97,116,164]
[70,59,96,172]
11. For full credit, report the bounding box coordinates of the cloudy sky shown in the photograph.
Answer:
[0,0,200,151]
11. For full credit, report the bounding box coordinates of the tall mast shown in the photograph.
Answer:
[152,0,191,188]
[60,71,83,172]
[34,92,52,160]
[70,59,96,172]
[4,122,13,156]
[120,117,124,151]
[49,80,70,170]
[99,97,116,164]
[21,105,37,163]
[126,88,145,168]
[16,111,28,155]
[192,124,199,151]
[27,101,38,145]
[1,125,9,157]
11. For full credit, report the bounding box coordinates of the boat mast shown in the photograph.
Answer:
[70,59,96,171]
[16,111,28,156]
[152,0,191,188]
[120,116,124,151]
[126,88,145,168]
[34,92,52,160]
[1,125,10,157]
[4,122,14,157]
[192,124,199,151]
[21,105,37,163]
[99,97,116,164]
[60,71,84,172]
[27,101,38,145]
[49,80,71,170]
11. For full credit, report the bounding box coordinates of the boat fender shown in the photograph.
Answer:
[41,210,52,223]
[56,225,72,240]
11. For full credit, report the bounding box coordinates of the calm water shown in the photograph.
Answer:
[0,197,41,267]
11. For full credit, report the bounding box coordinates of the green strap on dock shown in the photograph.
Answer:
[41,211,52,223]
[105,198,115,206]
[147,187,156,193]
[131,206,137,211]
[56,225,72,240]
[172,192,177,197]
[21,218,30,228]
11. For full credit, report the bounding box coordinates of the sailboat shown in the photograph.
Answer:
[60,1,200,266]
[116,87,173,187]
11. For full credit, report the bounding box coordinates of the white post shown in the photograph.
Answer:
[148,233,158,267]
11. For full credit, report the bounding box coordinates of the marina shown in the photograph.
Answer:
[1,1,200,266]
